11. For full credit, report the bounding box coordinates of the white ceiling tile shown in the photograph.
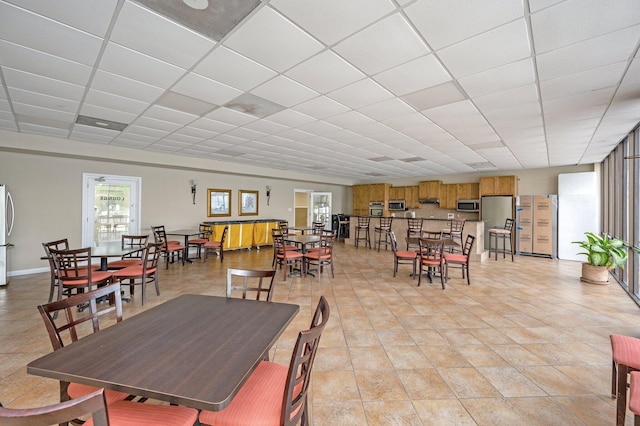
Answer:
[403,82,467,111]
[437,19,531,78]
[285,50,365,94]
[251,75,318,108]
[324,111,375,130]
[91,70,164,104]
[531,0,640,53]
[99,42,185,88]
[459,58,536,99]
[334,13,429,75]
[381,112,433,131]
[84,89,148,115]
[0,2,103,66]
[357,98,416,121]
[8,87,78,113]
[194,46,276,92]
[405,0,524,50]
[540,62,626,100]
[373,54,451,96]
[124,124,170,139]
[131,115,181,132]
[420,99,477,123]
[173,73,242,106]
[224,7,323,72]
[292,96,350,120]
[20,122,71,137]
[328,79,393,109]
[5,0,118,36]
[205,107,260,126]
[143,105,197,125]
[271,0,395,46]
[2,67,84,101]
[537,25,640,81]
[12,101,75,122]
[473,84,539,113]
[110,1,214,69]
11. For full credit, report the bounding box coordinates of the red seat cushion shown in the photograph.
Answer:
[61,271,112,286]
[84,400,198,426]
[630,371,640,415]
[189,238,209,244]
[611,334,640,367]
[443,253,467,263]
[68,383,129,405]
[204,241,221,248]
[112,265,155,279]
[199,361,288,426]
[396,251,417,259]
[107,259,141,269]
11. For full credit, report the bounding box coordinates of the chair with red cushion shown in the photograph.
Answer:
[272,230,304,281]
[303,233,335,281]
[199,295,330,426]
[390,231,417,278]
[188,224,212,260]
[48,247,113,302]
[610,334,640,425]
[443,235,475,285]
[0,388,110,426]
[204,225,228,262]
[629,371,640,425]
[37,284,130,406]
[152,227,185,269]
[227,268,276,302]
[111,243,161,305]
[417,238,446,289]
[106,235,148,270]
[83,400,198,426]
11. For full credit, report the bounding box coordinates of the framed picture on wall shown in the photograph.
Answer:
[207,189,231,217]
[239,190,258,216]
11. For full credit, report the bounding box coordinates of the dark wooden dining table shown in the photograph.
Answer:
[284,234,320,277]
[91,245,140,271]
[27,295,299,411]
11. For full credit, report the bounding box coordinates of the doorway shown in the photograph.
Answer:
[82,173,141,247]
[311,192,332,230]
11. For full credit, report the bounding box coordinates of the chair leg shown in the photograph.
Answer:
[618,364,629,426]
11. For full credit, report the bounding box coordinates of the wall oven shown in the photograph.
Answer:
[369,202,384,217]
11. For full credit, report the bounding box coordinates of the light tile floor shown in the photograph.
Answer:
[1,242,640,425]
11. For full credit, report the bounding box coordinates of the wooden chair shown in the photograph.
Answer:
[443,235,475,285]
[150,225,180,246]
[199,295,330,426]
[406,218,424,250]
[42,238,72,304]
[610,334,640,426]
[106,235,148,270]
[629,371,640,426]
[37,284,130,406]
[374,217,393,251]
[48,247,113,302]
[0,388,109,426]
[272,230,303,281]
[390,231,417,278]
[226,268,276,301]
[204,225,228,262]
[111,243,162,305]
[442,219,465,252]
[152,226,184,269]
[354,216,371,249]
[417,238,446,289]
[188,224,212,260]
[488,218,515,261]
[304,233,335,281]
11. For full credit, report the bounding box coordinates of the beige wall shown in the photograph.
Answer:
[0,149,349,274]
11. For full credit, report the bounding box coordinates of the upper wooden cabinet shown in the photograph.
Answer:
[389,186,405,201]
[406,186,419,208]
[418,180,441,199]
[458,183,480,200]
[352,184,369,215]
[438,183,480,209]
[479,176,518,196]
[369,183,390,202]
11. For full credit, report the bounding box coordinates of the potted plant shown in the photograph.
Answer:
[573,232,633,284]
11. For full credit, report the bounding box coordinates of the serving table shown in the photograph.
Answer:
[28,295,299,411]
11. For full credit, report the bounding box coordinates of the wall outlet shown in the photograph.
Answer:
[447,213,455,219]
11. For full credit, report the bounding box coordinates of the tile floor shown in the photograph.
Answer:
[1,241,640,425]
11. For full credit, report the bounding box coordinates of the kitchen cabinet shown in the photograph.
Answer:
[389,186,405,201]
[369,183,390,202]
[439,184,458,209]
[406,186,419,208]
[353,184,369,216]
[457,183,479,200]
[479,176,518,196]
[418,180,442,199]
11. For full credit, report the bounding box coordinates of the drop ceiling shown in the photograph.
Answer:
[1,0,639,183]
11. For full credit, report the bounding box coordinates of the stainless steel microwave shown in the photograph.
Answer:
[388,200,406,211]
[456,199,480,212]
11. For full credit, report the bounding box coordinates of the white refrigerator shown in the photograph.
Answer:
[0,184,15,286]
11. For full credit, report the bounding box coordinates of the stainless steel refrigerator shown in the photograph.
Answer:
[481,195,514,250]
[0,184,15,286]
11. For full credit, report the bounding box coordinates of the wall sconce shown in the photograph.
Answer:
[266,185,271,206]
[191,180,197,204]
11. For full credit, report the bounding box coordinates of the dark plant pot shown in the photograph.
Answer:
[580,262,610,285]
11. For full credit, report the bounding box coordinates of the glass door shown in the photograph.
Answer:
[311,192,332,230]
[82,173,141,247]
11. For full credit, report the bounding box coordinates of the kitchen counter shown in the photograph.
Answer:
[347,216,486,261]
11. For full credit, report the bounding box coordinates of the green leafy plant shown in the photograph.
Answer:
[573,232,630,269]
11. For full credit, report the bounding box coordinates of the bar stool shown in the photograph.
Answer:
[488,218,514,261]
[406,217,424,251]
[610,334,640,426]
[442,219,465,252]
[354,216,371,249]
[374,217,393,251]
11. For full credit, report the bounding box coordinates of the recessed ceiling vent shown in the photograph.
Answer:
[75,115,127,132]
